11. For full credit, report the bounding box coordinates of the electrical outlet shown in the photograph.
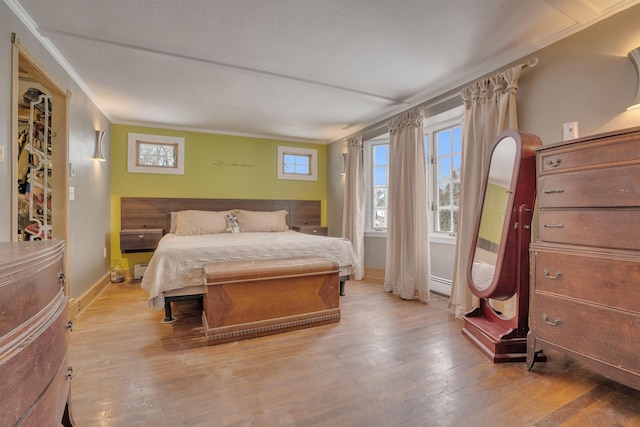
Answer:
[69,186,75,200]
[0,146,4,162]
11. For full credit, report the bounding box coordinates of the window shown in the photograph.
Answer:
[128,133,185,175]
[372,143,389,230]
[364,106,464,237]
[284,153,310,175]
[426,122,462,236]
[277,146,317,181]
[364,136,390,232]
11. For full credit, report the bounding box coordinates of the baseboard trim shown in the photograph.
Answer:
[364,267,385,282]
[68,272,110,319]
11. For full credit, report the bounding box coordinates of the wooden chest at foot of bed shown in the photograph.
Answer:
[202,257,340,345]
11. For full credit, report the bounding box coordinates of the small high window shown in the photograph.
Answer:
[128,133,185,175]
[277,146,317,181]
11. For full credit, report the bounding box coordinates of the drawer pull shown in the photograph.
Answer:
[543,224,564,228]
[58,272,66,286]
[542,314,561,326]
[543,189,564,194]
[138,235,145,239]
[67,366,74,380]
[543,269,562,280]
[66,320,74,331]
[547,159,562,168]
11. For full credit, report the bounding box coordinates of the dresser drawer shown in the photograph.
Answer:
[531,248,640,313]
[0,243,64,337]
[0,293,69,427]
[538,135,640,175]
[538,209,640,251]
[531,293,640,374]
[120,228,163,252]
[291,225,328,236]
[17,354,71,427]
[538,164,640,208]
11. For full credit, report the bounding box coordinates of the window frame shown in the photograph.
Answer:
[127,133,185,175]
[363,134,390,236]
[277,146,317,181]
[424,106,465,244]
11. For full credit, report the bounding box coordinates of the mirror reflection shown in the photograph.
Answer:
[470,136,517,292]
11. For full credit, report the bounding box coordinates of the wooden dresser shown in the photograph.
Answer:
[526,127,640,391]
[0,240,74,426]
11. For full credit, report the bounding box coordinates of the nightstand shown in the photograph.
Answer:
[120,228,164,252]
[291,225,328,237]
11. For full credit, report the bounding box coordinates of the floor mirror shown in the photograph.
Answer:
[462,129,543,363]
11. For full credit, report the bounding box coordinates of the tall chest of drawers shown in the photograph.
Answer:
[0,240,74,426]
[526,126,640,390]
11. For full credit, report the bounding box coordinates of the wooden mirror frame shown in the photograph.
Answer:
[462,129,543,363]
[468,130,539,299]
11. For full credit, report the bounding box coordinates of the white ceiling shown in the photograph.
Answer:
[7,0,640,143]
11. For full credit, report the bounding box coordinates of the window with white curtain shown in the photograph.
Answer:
[364,106,464,238]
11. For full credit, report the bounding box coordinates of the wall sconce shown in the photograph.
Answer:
[342,152,347,175]
[93,130,106,161]
[627,47,640,111]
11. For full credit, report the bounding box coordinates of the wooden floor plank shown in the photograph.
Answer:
[69,280,640,426]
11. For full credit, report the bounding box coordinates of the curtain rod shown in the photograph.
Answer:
[337,56,539,144]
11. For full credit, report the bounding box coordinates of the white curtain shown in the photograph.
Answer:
[384,108,430,302]
[449,63,527,318]
[342,134,365,281]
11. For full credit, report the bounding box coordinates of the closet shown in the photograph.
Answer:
[17,84,53,240]
[12,35,68,246]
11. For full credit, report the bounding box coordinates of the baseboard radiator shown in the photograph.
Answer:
[429,275,452,297]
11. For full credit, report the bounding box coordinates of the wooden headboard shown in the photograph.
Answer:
[120,197,321,232]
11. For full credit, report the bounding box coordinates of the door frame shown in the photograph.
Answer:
[11,34,70,291]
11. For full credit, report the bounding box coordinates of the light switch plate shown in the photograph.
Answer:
[69,186,75,200]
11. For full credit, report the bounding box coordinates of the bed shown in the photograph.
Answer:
[121,197,357,321]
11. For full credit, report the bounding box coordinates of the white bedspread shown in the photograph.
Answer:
[141,231,357,309]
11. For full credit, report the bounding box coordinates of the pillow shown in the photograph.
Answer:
[174,210,232,235]
[235,210,289,232]
[169,212,177,233]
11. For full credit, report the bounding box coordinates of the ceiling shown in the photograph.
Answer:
[7,0,640,143]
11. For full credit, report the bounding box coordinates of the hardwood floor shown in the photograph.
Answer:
[69,280,640,426]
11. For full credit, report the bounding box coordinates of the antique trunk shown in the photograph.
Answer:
[202,256,340,345]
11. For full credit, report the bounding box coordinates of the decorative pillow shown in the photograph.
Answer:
[225,214,240,234]
[174,210,231,235]
[235,210,289,232]
[169,212,177,233]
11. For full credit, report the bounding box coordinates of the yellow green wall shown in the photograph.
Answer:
[478,183,509,245]
[110,125,327,268]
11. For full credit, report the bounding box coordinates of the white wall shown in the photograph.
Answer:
[1,2,112,298]
[327,4,640,284]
